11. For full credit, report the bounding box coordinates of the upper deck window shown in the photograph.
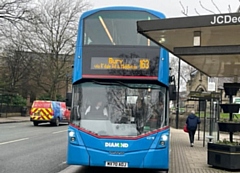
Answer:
[83,10,158,46]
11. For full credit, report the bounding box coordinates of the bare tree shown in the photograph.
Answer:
[0,0,34,86]
[180,0,240,16]
[0,0,36,52]
[170,55,195,91]
[0,0,34,26]
[7,0,91,100]
[0,46,34,92]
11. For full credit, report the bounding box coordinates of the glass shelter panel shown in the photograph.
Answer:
[70,81,167,137]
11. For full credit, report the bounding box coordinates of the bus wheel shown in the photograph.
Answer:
[55,118,60,126]
[33,122,38,126]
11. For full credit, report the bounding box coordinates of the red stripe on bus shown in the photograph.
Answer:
[82,74,158,80]
[69,123,169,140]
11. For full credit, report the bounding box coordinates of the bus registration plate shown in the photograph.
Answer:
[105,161,128,168]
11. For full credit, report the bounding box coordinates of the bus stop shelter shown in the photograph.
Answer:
[137,12,240,170]
[137,13,240,77]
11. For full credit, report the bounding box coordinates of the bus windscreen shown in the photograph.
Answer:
[83,10,158,46]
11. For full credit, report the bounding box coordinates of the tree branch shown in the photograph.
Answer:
[179,1,188,16]
[199,0,215,14]
[210,0,221,13]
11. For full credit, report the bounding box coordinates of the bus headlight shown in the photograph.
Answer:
[69,131,76,142]
[69,131,75,137]
[158,134,169,147]
[161,134,168,141]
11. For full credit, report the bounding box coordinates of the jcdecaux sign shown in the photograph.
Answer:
[210,15,240,25]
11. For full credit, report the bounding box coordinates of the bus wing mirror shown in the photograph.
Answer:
[169,85,177,101]
[66,92,72,107]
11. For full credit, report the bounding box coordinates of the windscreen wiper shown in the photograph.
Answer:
[92,80,134,88]
[116,81,160,90]
[93,80,159,90]
[92,80,120,86]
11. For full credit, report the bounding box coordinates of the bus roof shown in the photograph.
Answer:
[81,6,166,19]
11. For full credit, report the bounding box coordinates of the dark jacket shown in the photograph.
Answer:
[186,113,201,131]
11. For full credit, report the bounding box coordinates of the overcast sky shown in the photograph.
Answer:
[91,0,240,17]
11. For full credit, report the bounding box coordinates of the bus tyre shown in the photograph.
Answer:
[33,122,38,126]
[55,118,60,126]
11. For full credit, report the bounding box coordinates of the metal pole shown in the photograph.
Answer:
[209,98,213,137]
[203,102,206,147]
[175,58,181,129]
[66,76,69,96]
[198,100,200,140]
[217,89,222,141]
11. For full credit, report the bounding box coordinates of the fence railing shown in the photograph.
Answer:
[0,105,23,113]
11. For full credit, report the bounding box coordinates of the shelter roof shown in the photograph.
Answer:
[137,13,240,77]
[187,91,221,101]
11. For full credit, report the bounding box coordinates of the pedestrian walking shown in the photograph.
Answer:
[186,110,201,147]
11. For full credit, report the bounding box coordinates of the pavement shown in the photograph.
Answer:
[1,116,240,173]
[0,116,30,124]
[169,128,238,173]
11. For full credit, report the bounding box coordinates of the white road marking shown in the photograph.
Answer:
[58,161,67,166]
[52,130,67,134]
[0,138,29,145]
[58,165,82,173]
[0,126,16,128]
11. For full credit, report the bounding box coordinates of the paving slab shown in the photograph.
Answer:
[170,128,240,173]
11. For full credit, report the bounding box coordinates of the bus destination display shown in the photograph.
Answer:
[91,57,150,70]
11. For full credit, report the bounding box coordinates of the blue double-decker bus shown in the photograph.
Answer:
[67,6,173,172]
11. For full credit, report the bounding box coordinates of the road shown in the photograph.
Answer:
[0,122,166,173]
[0,122,69,173]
